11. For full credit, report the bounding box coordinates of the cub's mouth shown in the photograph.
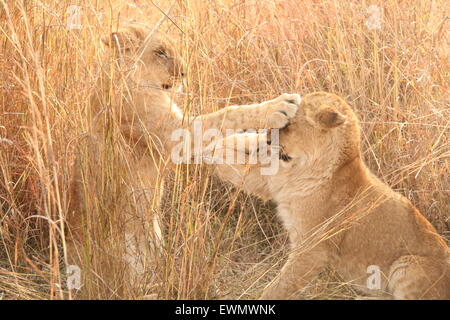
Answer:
[163,71,186,90]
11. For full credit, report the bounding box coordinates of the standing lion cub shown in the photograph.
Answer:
[213,92,450,299]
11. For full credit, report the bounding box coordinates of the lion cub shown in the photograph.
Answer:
[69,23,301,293]
[214,92,450,299]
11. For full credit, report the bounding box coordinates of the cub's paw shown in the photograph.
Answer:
[265,93,301,129]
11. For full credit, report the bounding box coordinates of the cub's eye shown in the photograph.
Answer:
[279,153,292,162]
[155,48,168,58]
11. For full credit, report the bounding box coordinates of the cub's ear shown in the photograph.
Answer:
[101,25,147,51]
[314,104,346,128]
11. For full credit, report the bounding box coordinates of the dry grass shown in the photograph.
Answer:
[0,0,448,300]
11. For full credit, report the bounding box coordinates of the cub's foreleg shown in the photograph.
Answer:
[192,93,300,134]
[167,93,300,165]
[260,244,330,300]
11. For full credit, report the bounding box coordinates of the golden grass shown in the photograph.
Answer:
[0,0,448,299]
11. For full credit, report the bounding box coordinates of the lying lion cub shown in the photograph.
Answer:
[213,92,450,299]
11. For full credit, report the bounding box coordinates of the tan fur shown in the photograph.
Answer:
[69,23,302,291]
[68,23,185,288]
[213,92,450,300]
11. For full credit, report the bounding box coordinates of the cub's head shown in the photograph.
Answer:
[101,23,185,90]
[276,92,361,169]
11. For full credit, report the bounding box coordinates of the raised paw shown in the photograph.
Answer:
[265,93,301,129]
